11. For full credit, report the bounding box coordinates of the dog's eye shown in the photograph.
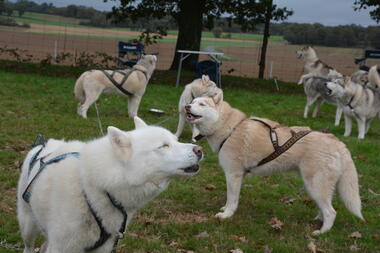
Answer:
[159,143,170,149]
[200,103,206,106]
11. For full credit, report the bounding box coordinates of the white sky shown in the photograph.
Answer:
[24,0,380,27]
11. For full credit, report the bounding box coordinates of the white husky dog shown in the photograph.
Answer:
[326,66,380,139]
[74,55,157,119]
[175,75,222,140]
[297,46,343,85]
[17,117,203,253]
[186,93,364,235]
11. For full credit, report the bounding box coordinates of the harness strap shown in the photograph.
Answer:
[22,152,80,203]
[84,191,111,252]
[101,68,149,96]
[251,119,311,166]
[346,95,355,110]
[84,192,128,253]
[218,118,247,152]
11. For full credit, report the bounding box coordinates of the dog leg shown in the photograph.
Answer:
[215,169,244,219]
[128,95,142,118]
[343,114,352,137]
[304,96,319,118]
[301,168,337,235]
[334,106,343,126]
[365,118,373,134]
[19,210,39,253]
[175,112,186,137]
[312,98,323,118]
[81,87,103,119]
[357,117,366,139]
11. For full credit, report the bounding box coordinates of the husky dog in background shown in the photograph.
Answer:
[297,46,343,85]
[351,70,369,86]
[301,75,343,125]
[74,55,157,119]
[326,66,380,139]
[185,92,364,235]
[17,117,203,253]
[175,75,222,140]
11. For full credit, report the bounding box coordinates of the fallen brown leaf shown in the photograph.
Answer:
[233,235,248,243]
[349,244,360,251]
[205,184,216,190]
[229,249,243,253]
[264,246,273,253]
[195,231,209,238]
[308,241,317,253]
[268,217,284,231]
[349,231,362,239]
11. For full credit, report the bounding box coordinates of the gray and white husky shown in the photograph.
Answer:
[326,66,380,139]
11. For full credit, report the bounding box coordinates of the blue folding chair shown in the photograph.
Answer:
[117,41,144,68]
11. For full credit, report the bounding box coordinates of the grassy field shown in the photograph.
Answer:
[0,66,379,252]
[0,12,283,43]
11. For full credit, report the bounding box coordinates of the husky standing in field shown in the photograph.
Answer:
[175,75,222,140]
[301,75,343,125]
[326,65,380,139]
[185,92,364,235]
[17,117,203,253]
[74,55,157,119]
[297,46,343,85]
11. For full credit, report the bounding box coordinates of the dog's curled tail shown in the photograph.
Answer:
[337,157,364,221]
[369,65,380,88]
[74,72,87,103]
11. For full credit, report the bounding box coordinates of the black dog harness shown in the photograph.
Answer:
[101,68,148,96]
[23,136,128,253]
[218,118,311,167]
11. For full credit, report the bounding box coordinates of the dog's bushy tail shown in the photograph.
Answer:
[337,156,364,221]
[369,65,380,88]
[74,72,87,103]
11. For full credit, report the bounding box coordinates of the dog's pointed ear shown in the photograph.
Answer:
[134,116,148,129]
[213,91,223,104]
[201,75,210,85]
[343,76,351,87]
[107,126,132,150]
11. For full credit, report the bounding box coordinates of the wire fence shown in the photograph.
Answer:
[0,19,368,83]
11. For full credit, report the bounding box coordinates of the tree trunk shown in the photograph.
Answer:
[169,0,204,71]
[258,4,271,79]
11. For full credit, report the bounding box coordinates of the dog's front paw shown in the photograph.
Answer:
[220,206,226,211]
[215,211,233,219]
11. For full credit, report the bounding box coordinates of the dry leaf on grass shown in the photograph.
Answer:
[349,244,361,251]
[205,184,216,190]
[169,240,179,247]
[349,231,362,239]
[264,246,273,253]
[368,188,380,196]
[229,249,243,253]
[308,241,317,253]
[280,195,299,205]
[195,231,209,238]
[233,235,248,243]
[268,217,284,231]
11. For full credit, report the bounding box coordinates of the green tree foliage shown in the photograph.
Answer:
[15,0,28,17]
[354,0,380,22]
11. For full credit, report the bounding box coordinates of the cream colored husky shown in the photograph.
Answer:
[175,75,222,139]
[74,55,157,118]
[186,92,364,235]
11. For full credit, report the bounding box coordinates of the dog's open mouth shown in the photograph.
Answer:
[180,164,200,174]
[185,108,202,121]
[326,87,333,95]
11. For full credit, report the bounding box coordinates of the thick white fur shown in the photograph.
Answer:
[175,75,222,140]
[187,94,364,235]
[17,117,202,253]
[326,66,380,139]
[74,55,157,119]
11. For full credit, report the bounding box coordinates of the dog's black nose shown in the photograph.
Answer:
[185,105,191,110]
[193,146,203,160]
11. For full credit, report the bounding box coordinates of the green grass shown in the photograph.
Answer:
[0,65,379,252]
